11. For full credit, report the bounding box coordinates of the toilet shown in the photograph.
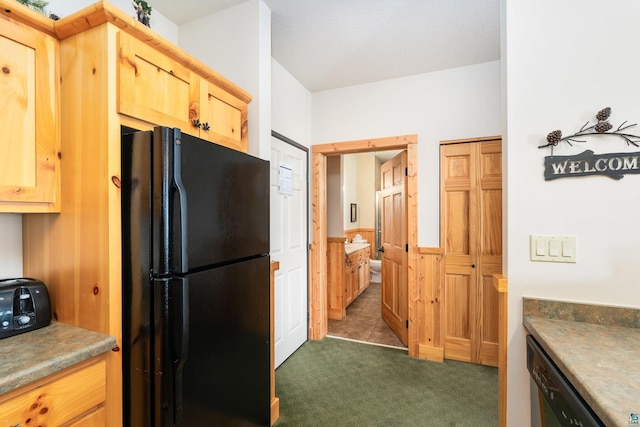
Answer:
[370,259,381,283]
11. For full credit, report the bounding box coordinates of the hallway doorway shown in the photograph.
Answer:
[308,134,420,356]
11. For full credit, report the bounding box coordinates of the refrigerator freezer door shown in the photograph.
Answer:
[178,256,270,426]
[159,128,270,274]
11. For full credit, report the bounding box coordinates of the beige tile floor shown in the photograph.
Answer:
[327,281,406,348]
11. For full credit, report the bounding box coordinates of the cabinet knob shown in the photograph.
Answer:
[471,264,476,268]
[202,122,210,131]
[192,119,201,128]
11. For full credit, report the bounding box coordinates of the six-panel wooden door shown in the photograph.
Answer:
[381,151,408,346]
[440,139,501,366]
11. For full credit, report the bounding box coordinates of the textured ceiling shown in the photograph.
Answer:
[151,0,501,92]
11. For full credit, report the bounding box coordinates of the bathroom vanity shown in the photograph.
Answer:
[326,238,371,320]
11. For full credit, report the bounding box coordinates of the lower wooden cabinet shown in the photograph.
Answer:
[327,239,371,320]
[0,356,107,427]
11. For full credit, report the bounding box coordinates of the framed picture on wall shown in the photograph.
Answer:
[350,203,357,222]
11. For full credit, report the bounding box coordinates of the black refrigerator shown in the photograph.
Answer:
[121,126,271,427]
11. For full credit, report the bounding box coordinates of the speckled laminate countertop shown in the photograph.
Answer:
[0,321,116,395]
[345,242,370,255]
[523,298,640,427]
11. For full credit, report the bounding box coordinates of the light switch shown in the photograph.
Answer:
[530,235,576,263]
[562,237,576,262]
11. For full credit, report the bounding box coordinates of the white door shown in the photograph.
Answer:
[270,134,308,367]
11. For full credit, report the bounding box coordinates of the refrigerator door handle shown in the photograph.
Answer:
[172,128,189,272]
[169,277,189,424]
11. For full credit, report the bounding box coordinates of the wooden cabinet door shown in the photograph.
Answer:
[381,151,408,346]
[0,18,60,212]
[345,265,354,306]
[364,247,371,288]
[441,139,501,367]
[0,358,106,427]
[357,257,365,295]
[199,78,248,152]
[117,32,197,132]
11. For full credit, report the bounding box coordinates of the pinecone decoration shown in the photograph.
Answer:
[546,130,562,145]
[596,107,611,121]
[594,121,613,133]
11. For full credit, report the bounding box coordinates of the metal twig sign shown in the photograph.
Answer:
[539,107,640,180]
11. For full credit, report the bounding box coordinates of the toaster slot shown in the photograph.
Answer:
[13,287,35,328]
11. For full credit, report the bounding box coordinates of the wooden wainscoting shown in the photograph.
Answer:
[344,228,375,254]
[416,247,444,362]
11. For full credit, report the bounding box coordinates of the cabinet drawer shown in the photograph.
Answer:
[0,358,107,427]
[117,32,196,131]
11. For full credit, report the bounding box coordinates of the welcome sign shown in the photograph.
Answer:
[540,108,640,181]
[544,150,640,181]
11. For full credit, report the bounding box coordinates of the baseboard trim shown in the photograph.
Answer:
[418,344,444,362]
[271,397,280,426]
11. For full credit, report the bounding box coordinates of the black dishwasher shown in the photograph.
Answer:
[526,335,604,427]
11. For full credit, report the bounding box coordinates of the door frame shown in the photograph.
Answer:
[308,134,419,356]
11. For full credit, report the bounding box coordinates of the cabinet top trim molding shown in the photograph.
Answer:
[0,0,252,104]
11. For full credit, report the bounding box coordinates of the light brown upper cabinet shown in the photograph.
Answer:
[440,138,502,367]
[0,15,60,212]
[118,32,248,152]
[117,32,197,132]
[198,79,248,152]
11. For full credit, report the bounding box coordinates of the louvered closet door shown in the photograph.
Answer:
[441,139,501,367]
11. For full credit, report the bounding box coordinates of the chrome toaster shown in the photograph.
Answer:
[0,278,51,339]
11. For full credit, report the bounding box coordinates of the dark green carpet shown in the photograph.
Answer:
[274,338,498,427]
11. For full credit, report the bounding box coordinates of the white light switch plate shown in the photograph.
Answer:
[530,235,576,263]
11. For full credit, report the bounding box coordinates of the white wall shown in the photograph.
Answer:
[0,214,22,279]
[326,156,343,237]
[342,154,359,229]
[357,154,376,229]
[504,1,640,425]
[271,59,312,149]
[178,0,271,160]
[312,61,502,246]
